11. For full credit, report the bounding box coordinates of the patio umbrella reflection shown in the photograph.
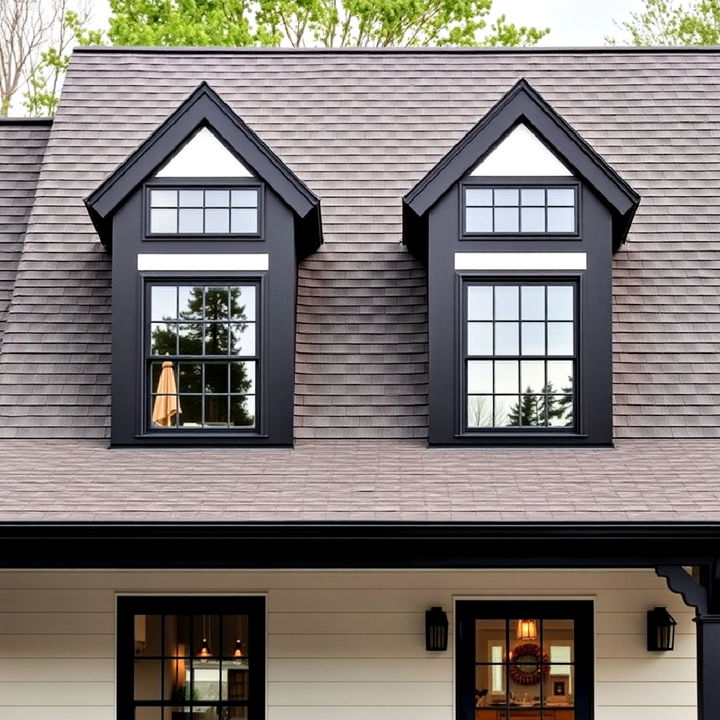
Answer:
[152,360,181,427]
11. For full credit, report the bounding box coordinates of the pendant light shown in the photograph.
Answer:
[233,639,245,658]
[516,619,538,641]
[197,615,213,659]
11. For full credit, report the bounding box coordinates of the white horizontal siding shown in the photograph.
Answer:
[0,569,697,719]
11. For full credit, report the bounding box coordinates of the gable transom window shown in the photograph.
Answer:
[149,187,259,235]
[464,186,576,235]
[119,595,266,720]
[465,281,575,430]
[148,282,258,431]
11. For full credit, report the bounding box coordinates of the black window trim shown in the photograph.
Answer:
[455,271,586,441]
[455,598,595,720]
[459,176,582,241]
[145,177,264,241]
[117,594,267,720]
[139,271,267,439]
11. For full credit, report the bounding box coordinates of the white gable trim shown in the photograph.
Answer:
[138,253,269,271]
[470,124,572,177]
[454,252,586,271]
[155,127,253,178]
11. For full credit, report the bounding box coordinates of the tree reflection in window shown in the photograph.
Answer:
[149,284,257,429]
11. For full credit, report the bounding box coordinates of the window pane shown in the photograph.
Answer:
[204,362,228,394]
[205,208,230,233]
[466,188,492,206]
[151,286,177,321]
[179,286,203,320]
[547,188,575,206]
[466,207,492,232]
[231,361,255,393]
[192,664,221,701]
[494,188,519,206]
[520,207,545,233]
[495,395,517,427]
[468,395,492,428]
[205,287,230,321]
[521,188,545,206]
[134,659,161,700]
[231,208,258,234]
[548,396,573,427]
[179,189,203,207]
[151,189,177,207]
[206,190,230,207]
[178,208,204,233]
[547,207,575,233]
[495,360,518,394]
[547,360,574,393]
[521,322,545,355]
[205,323,229,355]
[468,360,492,394]
[231,323,256,356]
[178,324,204,355]
[467,286,493,321]
[547,286,574,320]
[231,286,256,322]
[519,395,544,426]
[495,322,519,355]
[520,360,544,394]
[178,363,202,393]
[548,322,574,355]
[521,286,545,320]
[151,323,176,355]
[178,396,201,426]
[150,208,177,233]
[231,189,258,208]
[494,207,519,232]
[135,708,161,720]
[231,395,255,427]
[468,322,493,355]
[495,286,519,320]
[205,395,229,426]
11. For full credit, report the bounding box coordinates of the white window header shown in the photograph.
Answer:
[454,252,586,271]
[138,253,269,272]
[155,127,253,178]
[470,124,572,178]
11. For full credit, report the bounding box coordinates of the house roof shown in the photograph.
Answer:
[0,49,720,523]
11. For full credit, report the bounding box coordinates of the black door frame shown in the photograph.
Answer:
[455,599,595,720]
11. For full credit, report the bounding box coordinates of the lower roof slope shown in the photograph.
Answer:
[0,120,50,349]
[0,49,718,439]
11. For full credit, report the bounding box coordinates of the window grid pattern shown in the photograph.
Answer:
[465,283,575,430]
[149,188,259,235]
[465,186,576,234]
[148,283,257,430]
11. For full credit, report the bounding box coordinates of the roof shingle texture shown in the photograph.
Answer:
[0,49,718,440]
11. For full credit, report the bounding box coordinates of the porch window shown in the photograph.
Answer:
[118,596,266,720]
[456,600,593,720]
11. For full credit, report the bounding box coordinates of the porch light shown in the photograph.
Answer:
[516,619,538,641]
[425,606,449,651]
[647,606,677,651]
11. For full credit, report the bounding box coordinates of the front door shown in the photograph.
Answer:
[456,600,594,720]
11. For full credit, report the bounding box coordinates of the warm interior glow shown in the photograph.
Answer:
[516,618,538,641]
[197,638,212,658]
[233,639,245,658]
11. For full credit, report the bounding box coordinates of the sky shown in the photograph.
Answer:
[85,0,649,46]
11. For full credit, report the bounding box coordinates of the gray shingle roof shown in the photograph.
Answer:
[0,48,718,443]
[0,121,50,349]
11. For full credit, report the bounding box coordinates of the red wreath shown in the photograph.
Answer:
[509,644,550,686]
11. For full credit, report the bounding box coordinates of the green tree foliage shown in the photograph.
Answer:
[507,382,573,428]
[611,0,720,45]
[107,0,549,48]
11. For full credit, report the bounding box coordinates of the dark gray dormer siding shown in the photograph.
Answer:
[0,49,718,440]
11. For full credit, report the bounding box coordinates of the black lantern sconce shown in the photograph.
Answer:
[426,606,449,651]
[647,606,677,651]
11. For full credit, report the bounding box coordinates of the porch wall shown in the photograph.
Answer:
[0,569,695,720]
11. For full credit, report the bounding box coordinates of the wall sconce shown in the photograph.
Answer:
[647,606,677,651]
[425,606,449,651]
[516,619,538,641]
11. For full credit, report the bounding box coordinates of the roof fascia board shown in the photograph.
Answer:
[86,83,318,222]
[405,79,639,221]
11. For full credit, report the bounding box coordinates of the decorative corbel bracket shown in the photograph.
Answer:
[656,565,708,616]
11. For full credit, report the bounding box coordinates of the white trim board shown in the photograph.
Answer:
[137,253,269,271]
[455,252,586,271]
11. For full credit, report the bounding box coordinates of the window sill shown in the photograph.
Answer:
[431,432,614,448]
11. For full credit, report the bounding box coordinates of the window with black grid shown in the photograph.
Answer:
[464,186,576,234]
[465,282,576,430]
[147,282,258,431]
[149,188,259,235]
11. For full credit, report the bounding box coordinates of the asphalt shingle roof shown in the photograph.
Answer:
[1,49,720,522]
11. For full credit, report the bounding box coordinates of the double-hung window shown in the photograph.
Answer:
[147,282,258,431]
